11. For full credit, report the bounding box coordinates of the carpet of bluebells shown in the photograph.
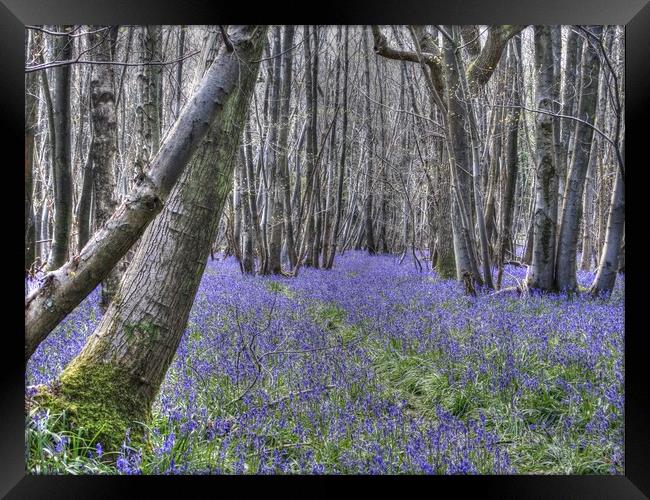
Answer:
[26,251,624,475]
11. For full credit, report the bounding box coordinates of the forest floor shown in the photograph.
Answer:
[26,251,624,474]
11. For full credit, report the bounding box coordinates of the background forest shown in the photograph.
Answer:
[24,25,624,475]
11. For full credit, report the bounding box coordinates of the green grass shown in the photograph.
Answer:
[370,339,620,474]
[263,280,295,298]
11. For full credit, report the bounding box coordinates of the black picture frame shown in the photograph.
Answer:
[3,1,648,497]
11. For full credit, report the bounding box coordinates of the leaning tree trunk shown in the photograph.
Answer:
[526,25,558,292]
[25,26,265,362]
[555,26,602,292]
[47,26,73,271]
[35,26,266,451]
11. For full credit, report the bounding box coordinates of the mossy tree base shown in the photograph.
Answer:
[32,358,151,454]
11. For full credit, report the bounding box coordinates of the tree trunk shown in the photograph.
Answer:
[47,26,73,271]
[580,140,597,270]
[88,26,122,311]
[76,149,94,251]
[134,25,163,177]
[277,25,298,271]
[589,154,624,295]
[557,28,582,213]
[243,121,263,270]
[300,26,319,268]
[266,27,284,274]
[442,31,482,285]
[239,155,255,274]
[526,26,558,292]
[36,26,266,451]
[362,27,377,255]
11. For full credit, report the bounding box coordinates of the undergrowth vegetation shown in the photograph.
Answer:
[26,252,624,474]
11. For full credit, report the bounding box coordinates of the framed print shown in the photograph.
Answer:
[3,0,648,497]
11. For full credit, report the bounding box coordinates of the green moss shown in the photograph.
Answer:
[435,252,456,280]
[34,358,150,454]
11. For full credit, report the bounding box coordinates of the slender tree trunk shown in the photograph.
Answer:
[301,26,319,268]
[580,140,597,270]
[239,155,255,274]
[557,28,582,213]
[76,148,94,251]
[276,25,298,271]
[88,26,122,311]
[435,149,456,278]
[47,26,73,271]
[134,26,163,177]
[266,27,284,274]
[175,26,186,118]
[322,26,342,264]
[244,120,263,270]
[362,27,377,255]
[590,145,624,295]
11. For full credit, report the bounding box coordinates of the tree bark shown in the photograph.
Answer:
[47,26,73,271]
[557,28,582,213]
[325,27,349,270]
[88,26,122,311]
[76,149,94,251]
[362,27,377,255]
[266,27,284,274]
[526,26,558,292]
[590,139,624,295]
